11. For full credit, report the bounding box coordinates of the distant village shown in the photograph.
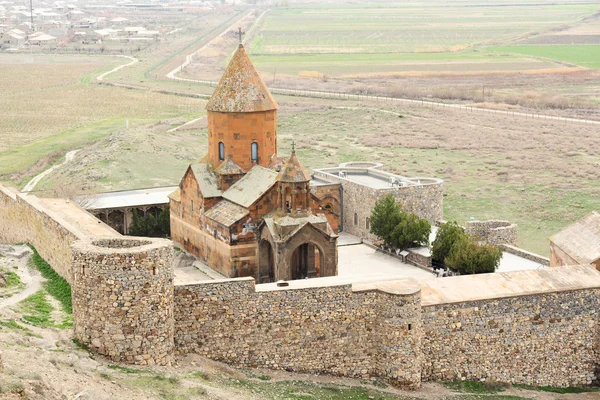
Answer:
[0,0,237,52]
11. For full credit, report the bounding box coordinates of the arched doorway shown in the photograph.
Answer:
[258,240,275,283]
[290,243,322,280]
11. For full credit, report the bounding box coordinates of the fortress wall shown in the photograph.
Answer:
[72,238,175,366]
[421,289,600,386]
[465,220,518,247]
[174,278,423,389]
[0,186,78,283]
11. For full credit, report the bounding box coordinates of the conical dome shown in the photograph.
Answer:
[206,45,278,113]
[277,149,311,183]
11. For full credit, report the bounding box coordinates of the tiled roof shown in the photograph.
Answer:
[222,166,278,208]
[203,199,249,227]
[550,211,600,264]
[277,150,311,183]
[205,45,277,113]
[190,163,221,199]
[214,156,245,175]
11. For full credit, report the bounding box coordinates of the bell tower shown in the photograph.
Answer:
[205,39,278,171]
[276,143,312,215]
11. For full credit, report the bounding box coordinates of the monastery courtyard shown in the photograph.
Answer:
[174,231,543,285]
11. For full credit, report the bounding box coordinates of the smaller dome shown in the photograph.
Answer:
[277,149,311,183]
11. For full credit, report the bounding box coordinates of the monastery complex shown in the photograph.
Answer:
[1,38,600,391]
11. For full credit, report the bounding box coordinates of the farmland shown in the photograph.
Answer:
[487,45,600,69]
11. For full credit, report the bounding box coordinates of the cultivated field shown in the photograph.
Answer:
[0,54,205,185]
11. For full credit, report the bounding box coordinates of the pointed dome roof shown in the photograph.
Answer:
[277,149,311,183]
[214,155,245,175]
[206,45,278,113]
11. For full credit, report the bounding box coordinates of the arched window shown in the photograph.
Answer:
[251,142,258,162]
[354,213,358,226]
[366,217,370,230]
[218,142,225,161]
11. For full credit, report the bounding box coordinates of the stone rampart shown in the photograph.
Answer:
[465,220,518,247]
[0,186,80,283]
[72,238,175,366]
[174,277,423,389]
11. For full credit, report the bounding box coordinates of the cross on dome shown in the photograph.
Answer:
[237,27,244,46]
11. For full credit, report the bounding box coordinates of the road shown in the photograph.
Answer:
[22,149,80,194]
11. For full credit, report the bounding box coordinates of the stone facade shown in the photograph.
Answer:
[72,238,174,366]
[174,277,422,389]
[312,169,443,241]
[421,289,600,386]
[465,220,518,247]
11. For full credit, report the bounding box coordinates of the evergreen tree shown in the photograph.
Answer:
[390,212,431,249]
[431,222,466,263]
[128,208,170,238]
[369,194,402,246]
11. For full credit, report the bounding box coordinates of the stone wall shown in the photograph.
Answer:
[465,220,518,247]
[174,277,423,389]
[0,186,79,283]
[421,289,600,386]
[502,244,550,266]
[312,170,443,241]
[72,238,175,366]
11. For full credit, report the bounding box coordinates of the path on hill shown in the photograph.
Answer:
[0,245,42,309]
[96,55,139,82]
[22,149,80,194]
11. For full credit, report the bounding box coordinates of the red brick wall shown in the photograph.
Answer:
[207,110,277,171]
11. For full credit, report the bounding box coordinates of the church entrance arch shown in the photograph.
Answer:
[258,240,275,283]
[290,242,323,280]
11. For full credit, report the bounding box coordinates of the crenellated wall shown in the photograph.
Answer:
[174,277,423,389]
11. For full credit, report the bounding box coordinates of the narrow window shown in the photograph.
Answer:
[366,217,370,230]
[354,213,358,226]
[218,142,225,161]
[251,142,258,162]
[190,200,194,213]
[408,323,412,331]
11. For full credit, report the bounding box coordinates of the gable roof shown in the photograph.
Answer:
[203,199,249,227]
[222,166,278,208]
[277,150,311,183]
[550,211,600,264]
[205,45,277,113]
[188,163,221,199]
[214,156,245,175]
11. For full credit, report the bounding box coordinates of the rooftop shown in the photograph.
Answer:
[81,186,178,210]
[203,199,249,227]
[550,211,600,264]
[205,45,278,113]
[190,164,221,199]
[222,166,278,208]
[314,163,443,190]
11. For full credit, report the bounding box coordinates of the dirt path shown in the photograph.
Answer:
[0,245,42,308]
[22,149,80,193]
[96,55,139,82]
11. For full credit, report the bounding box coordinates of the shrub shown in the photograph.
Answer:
[431,222,466,263]
[445,235,502,274]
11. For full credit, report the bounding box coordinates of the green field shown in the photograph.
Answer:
[487,45,600,69]
[249,2,596,55]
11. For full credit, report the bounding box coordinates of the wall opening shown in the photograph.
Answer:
[290,243,322,280]
[218,142,225,161]
[251,142,258,162]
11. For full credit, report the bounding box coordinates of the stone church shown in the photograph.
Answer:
[169,42,339,283]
